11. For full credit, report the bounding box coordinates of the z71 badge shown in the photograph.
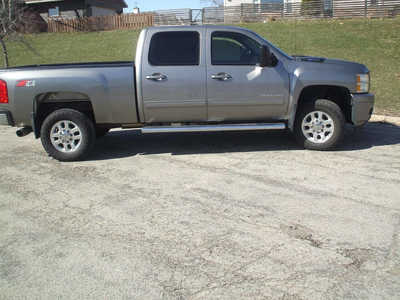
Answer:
[16,80,36,87]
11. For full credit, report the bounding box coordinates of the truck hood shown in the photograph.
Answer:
[292,55,369,73]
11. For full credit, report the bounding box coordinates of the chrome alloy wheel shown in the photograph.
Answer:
[301,111,335,144]
[50,120,82,153]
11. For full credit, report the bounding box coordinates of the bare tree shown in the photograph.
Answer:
[0,0,33,68]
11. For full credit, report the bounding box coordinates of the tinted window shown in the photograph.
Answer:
[149,31,200,66]
[212,31,261,65]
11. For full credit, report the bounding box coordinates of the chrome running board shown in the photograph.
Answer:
[141,123,286,134]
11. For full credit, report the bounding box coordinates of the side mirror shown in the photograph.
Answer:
[259,45,273,68]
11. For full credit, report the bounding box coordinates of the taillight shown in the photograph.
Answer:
[0,80,8,103]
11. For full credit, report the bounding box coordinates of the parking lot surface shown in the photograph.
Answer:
[1,122,399,299]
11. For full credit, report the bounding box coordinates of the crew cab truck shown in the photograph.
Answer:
[0,25,374,161]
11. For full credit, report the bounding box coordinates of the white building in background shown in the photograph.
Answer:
[224,0,258,5]
[223,0,302,15]
[223,0,283,22]
[224,0,283,6]
[283,0,333,14]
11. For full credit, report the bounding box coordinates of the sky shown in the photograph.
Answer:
[124,0,217,12]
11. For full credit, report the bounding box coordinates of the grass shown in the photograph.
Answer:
[4,17,400,116]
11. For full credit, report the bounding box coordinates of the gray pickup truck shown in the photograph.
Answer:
[0,25,374,161]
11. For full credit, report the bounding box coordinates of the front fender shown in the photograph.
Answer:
[287,65,357,130]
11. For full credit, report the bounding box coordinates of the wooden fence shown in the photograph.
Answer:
[48,13,154,33]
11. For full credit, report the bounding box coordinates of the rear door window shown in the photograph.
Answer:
[149,31,200,66]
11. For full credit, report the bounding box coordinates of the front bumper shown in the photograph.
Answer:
[351,93,374,126]
[0,111,14,126]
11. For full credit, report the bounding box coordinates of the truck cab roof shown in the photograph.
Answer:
[146,24,255,32]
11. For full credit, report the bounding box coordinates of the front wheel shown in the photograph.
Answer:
[40,109,96,161]
[294,99,345,151]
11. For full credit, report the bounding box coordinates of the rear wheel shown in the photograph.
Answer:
[294,99,345,150]
[40,109,96,161]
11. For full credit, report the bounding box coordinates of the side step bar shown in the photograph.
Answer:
[141,123,286,134]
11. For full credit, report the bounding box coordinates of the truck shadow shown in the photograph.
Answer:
[88,122,400,161]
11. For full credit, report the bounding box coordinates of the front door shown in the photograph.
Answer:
[141,29,207,123]
[206,30,289,122]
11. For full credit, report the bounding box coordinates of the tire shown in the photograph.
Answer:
[96,127,110,138]
[294,99,345,151]
[40,109,96,161]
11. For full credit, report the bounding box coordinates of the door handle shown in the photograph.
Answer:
[146,73,168,81]
[211,72,232,81]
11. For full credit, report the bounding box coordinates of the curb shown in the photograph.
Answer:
[370,114,400,126]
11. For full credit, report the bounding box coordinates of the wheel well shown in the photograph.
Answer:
[34,93,95,138]
[297,85,352,123]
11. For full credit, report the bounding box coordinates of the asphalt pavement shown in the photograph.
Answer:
[0,122,399,299]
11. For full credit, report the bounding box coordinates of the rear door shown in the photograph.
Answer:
[141,28,207,123]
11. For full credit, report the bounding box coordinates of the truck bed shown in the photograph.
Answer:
[0,61,138,126]
[0,61,134,72]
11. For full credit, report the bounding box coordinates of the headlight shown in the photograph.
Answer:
[356,73,370,93]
